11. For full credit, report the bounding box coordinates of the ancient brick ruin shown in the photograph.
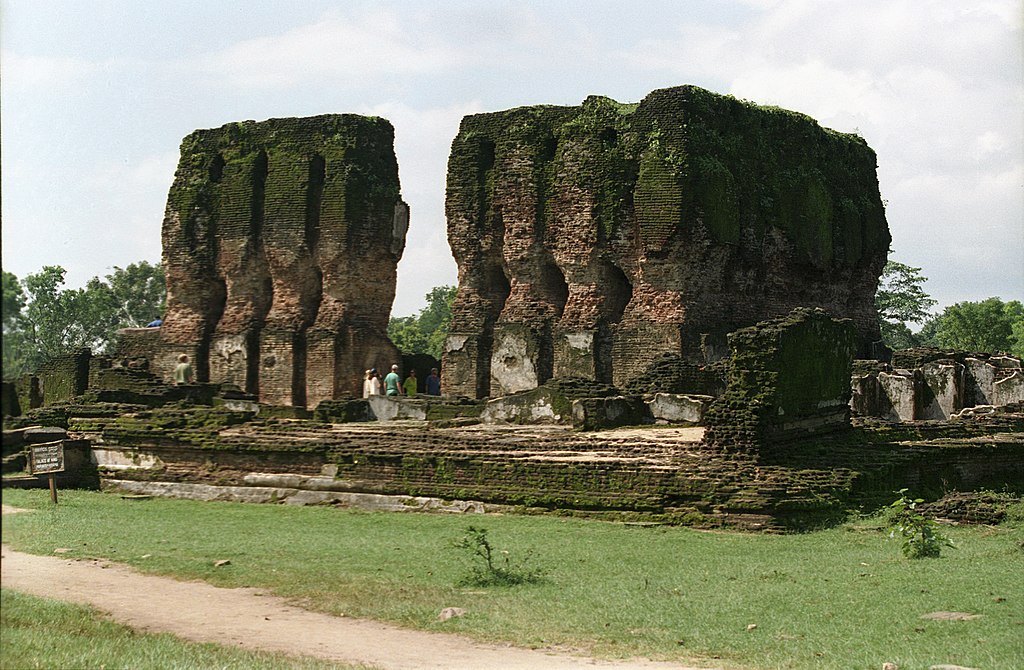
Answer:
[155,115,408,406]
[443,85,890,398]
[5,89,1021,533]
[852,350,1024,421]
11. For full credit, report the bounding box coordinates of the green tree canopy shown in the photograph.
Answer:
[922,298,1024,357]
[2,262,166,379]
[388,285,456,360]
[875,260,937,350]
[2,270,26,331]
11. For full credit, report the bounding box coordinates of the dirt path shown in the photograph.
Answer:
[1,510,711,670]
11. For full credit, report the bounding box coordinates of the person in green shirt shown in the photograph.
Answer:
[174,354,194,384]
[403,369,417,397]
[384,364,402,397]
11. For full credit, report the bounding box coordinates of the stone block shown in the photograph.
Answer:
[702,309,857,452]
[159,115,408,407]
[647,393,714,424]
[993,370,1024,406]
[367,396,427,421]
[878,370,918,421]
[444,86,890,398]
[490,324,545,395]
[553,329,599,381]
[964,357,996,406]
[480,387,563,425]
[209,331,257,393]
[850,373,883,417]
[919,361,964,420]
[259,329,303,406]
[571,396,648,430]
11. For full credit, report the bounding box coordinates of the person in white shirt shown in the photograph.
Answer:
[363,369,381,398]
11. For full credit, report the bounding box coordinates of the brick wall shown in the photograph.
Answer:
[159,115,407,406]
[443,86,889,398]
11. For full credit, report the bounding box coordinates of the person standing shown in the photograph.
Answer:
[384,364,402,397]
[174,354,194,385]
[363,369,381,398]
[403,369,418,397]
[425,368,441,396]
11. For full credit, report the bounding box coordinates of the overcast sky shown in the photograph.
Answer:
[2,0,1021,319]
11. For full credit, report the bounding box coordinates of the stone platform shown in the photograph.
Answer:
[66,409,1024,531]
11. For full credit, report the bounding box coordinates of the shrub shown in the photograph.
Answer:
[452,526,545,586]
[887,489,955,558]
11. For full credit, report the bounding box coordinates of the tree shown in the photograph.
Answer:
[2,270,25,330]
[89,262,166,343]
[388,315,429,356]
[2,270,30,376]
[875,260,936,350]
[1,261,166,379]
[924,298,1024,356]
[388,285,456,359]
[19,266,104,365]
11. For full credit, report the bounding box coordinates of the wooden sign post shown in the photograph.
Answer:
[29,441,65,504]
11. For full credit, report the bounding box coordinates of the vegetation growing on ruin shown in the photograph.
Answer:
[886,489,955,558]
[3,488,1022,670]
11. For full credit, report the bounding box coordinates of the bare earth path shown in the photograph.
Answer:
[1,509,711,670]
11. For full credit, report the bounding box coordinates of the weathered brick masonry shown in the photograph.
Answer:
[443,85,890,398]
[158,115,409,405]
[68,409,1024,531]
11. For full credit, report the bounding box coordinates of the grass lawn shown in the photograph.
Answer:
[0,588,373,670]
[3,488,1022,669]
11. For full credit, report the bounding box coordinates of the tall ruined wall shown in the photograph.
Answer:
[443,85,890,398]
[159,115,408,406]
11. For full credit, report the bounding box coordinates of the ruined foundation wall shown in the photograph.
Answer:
[851,351,1024,421]
[160,115,408,405]
[702,309,857,454]
[443,86,890,398]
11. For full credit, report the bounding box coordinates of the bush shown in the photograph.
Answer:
[887,489,955,558]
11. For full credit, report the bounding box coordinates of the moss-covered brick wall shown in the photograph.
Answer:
[159,115,408,406]
[75,403,1022,531]
[1,382,20,417]
[703,309,856,453]
[35,350,91,407]
[443,85,890,398]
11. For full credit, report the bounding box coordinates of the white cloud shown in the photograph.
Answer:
[0,52,101,88]
[614,0,1022,309]
[64,151,177,283]
[191,9,465,91]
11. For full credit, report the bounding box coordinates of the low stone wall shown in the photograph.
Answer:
[58,403,1024,531]
[1,426,98,490]
[571,394,712,431]
[851,352,1024,421]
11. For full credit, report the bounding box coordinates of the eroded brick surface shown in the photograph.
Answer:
[159,115,408,404]
[443,86,890,398]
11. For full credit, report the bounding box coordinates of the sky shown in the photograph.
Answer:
[2,0,1021,320]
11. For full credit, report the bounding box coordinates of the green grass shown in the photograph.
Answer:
[0,588,373,670]
[3,489,1023,669]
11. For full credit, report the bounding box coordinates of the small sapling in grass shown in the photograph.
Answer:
[887,489,955,559]
[452,526,545,587]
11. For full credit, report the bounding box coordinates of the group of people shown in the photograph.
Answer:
[172,352,440,399]
[363,365,441,399]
